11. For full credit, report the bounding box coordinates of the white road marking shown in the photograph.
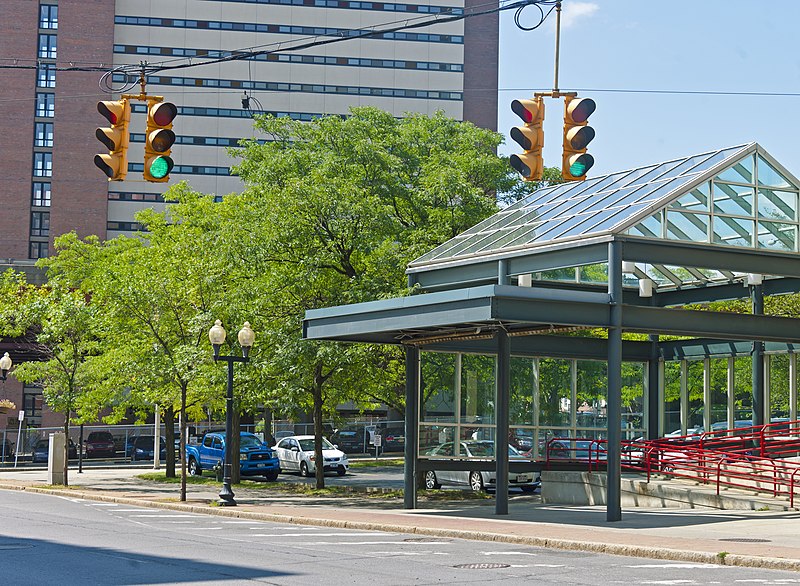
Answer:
[300,541,452,546]
[628,564,718,569]
[481,551,539,556]
[370,552,449,556]
[640,581,697,585]
[128,514,205,518]
[508,564,566,568]
[86,503,119,506]
[249,532,392,537]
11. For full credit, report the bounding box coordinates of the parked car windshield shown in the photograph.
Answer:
[240,435,263,449]
[298,438,335,451]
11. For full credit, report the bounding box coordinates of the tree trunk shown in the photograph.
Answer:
[313,363,325,489]
[163,406,176,478]
[180,384,187,502]
[263,406,274,446]
[62,414,70,487]
[231,406,241,484]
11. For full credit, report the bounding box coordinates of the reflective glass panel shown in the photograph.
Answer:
[687,360,704,431]
[510,357,536,426]
[576,361,607,430]
[460,354,495,425]
[757,155,792,188]
[580,203,651,235]
[663,361,681,436]
[709,358,728,428]
[538,358,572,427]
[421,352,456,423]
[622,362,645,438]
[734,357,753,421]
[628,212,662,238]
[757,188,797,221]
[713,216,753,247]
[713,182,754,216]
[715,154,754,183]
[757,221,795,251]
[770,355,791,420]
[666,210,709,242]
[670,181,709,211]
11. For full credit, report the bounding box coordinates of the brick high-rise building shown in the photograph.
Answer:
[0,0,498,431]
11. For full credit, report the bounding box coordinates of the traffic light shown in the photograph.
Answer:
[562,96,596,181]
[94,99,130,181]
[143,101,177,182]
[509,97,545,181]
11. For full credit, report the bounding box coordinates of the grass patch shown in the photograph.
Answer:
[349,458,404,469]
[32,484,81,490]
[137,472,222,485]
[420,489,493,501]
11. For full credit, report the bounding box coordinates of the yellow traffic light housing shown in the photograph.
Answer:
[143,101,177,183]
[94,99,130,181]
[561,96,596,181]
[509,97,545,181]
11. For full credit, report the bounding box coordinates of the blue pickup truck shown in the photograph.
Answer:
[186,432,280,481]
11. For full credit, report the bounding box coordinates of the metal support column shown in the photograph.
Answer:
[751,284,765,426]
[647,334,659,440]
[403,345,420,510]
[495,328,510,515]
[790,353,797,424]
[727,357,735,431]
[606,240,623,522]
[703,358,711,434]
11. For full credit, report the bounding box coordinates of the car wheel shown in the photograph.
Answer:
[265,471,279,482]
[469,471,485,492]
[520,485,538,493]
[188,457,201,476]
[424,470,440,490]
[300,461,311,477]
[337,466,346,476]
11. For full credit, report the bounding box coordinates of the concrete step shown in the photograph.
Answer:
[541,470,797,511]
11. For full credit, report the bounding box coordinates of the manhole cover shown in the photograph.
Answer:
[403,537,451,543]
[453,563,511,570]
[719,538,772,543]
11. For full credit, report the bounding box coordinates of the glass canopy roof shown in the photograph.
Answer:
[411,143,800,273]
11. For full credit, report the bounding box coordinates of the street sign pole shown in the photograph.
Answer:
[14,410,24,468]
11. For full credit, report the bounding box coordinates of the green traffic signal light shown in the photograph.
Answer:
[147,155,174,179]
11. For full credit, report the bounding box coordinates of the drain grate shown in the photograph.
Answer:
[719,538,772,543]
[453,563,511,570]
[403,537,451,543]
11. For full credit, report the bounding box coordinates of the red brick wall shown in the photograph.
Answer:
[462,0,499,131]
[50,0,116,244]
[0,1,39,259]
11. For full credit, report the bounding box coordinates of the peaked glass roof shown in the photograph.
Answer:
[410,143,794,268]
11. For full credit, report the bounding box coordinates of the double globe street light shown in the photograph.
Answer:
[208,320,255,506]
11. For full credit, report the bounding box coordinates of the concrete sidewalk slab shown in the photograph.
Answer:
[1,466,799,572]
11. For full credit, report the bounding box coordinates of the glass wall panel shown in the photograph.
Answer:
[716,155,754,183]
[666,210,708,241]
[510,357,535,426]
[419,424,456,455]
[757,221,795,251]
[628,212,661,238]
[538,358,572,428]
[622,362,645,439]
[713,216,753,247]
[757,188,797,222]
[769,354,791,421]
[458,426,495,451]
[460,354,495,425]
[687,360,704,431]
[734,357,753,422]
[576,360,607,430]
[663,361,681,435]
[709,358,728,429]
[757,155,792,188]
[713,183,754,216]
[670,182,710,212]
[420,352,456,423]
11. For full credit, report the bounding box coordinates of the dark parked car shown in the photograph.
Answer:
[32,438,78,463]
[374,426,405,453]
[85,431,116,458]
[331,425,369,454]
[128,436,167,461]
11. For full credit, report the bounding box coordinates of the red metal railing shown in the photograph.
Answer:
[544,419,800,506]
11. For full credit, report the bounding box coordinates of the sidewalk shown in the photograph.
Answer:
[1,466,799,572]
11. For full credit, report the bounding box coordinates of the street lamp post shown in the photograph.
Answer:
[208,320,255,507]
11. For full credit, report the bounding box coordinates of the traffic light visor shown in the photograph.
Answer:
[566,98,596,123]
[94,154,121,178]
[149,102,177,126]
[147,155,174,179]
[566,153,594,178]
[97,100,127,124]
[510,126,542,151]
[148,129,176,153]
[565,126,595,151]
[95,127,125,152]
[510,153,541,180]
[511,99,540,124]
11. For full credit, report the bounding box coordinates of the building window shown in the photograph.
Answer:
[39,5,58,29]
[37,63,56,88]
[36,93,55,117]
[31,212,50,237]
[38,34,57,59]
[34,122,54,147]
[33,153,53,177]
[32,183,51,207]
[29,241,49,259]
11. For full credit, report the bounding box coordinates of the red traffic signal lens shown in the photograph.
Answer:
[97,101,121,124]
[150,102,177,127]
[567,98,596,123]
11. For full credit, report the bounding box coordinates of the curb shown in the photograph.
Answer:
[2,483,799,573]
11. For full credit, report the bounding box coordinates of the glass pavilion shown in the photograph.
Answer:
[304,143,800,521]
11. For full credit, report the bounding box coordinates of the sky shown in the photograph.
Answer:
[496,0,800,178]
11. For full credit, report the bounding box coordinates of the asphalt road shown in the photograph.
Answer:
[1,490,798,585]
